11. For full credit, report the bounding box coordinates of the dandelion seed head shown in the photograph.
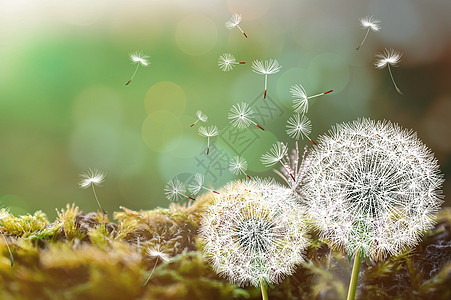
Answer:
[251,59,282,75]
[301,118,444,260]
[200,179,310,287]
[261,142,288,167]
[145,244,171,262]
[229,156,248,175]
[225,13,242,30]
[79,169,106,189]
[375,48,402,69]
[286,114,312,140]
[188,173,204,195]
[228,103,254,129]
[359,15,381,31]
[129,51,150,67]
[218,53,238,72]
[196,110,208,122]
[198,125,220,138]
[164,178,187,202]
[290,84,308,114]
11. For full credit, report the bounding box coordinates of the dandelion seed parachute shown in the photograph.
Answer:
[164,178,195,202]
[290,84,333,114]
[356,16,380,50]
[198,125,220,155]
[218,53,245,72]
[375,48,403,95]
[229,156,251,179]
[252,59,282,99]
[126,51,150,86]
[301,118,444,261]
[190,110,208,127]
[199,178,310,288]
[79,169,107,214]
[286,114,315,145]
[225,14,248,38]
[228,102,264,130]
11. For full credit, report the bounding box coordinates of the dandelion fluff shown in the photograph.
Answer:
[200,179,310,287]
[301,118,444,260]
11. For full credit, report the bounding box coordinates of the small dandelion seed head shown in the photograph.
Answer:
[251,59,282,75]
[290,84,309,114]
[359,15,381,31]
[145,245,171,262]
[261,142,288,167]
[199,179,310,287]
[229,156,248,175]
[129,51,150,67]
[188,173,204,195]
[79,169,106,189]
[301,118,444,260]
[375,48,402,69]
[196,110,208,122]
[164,178,187,202]
[218,53,238,72]
[198,125,220,138]
[228,102,254,129]
[286,114,312,140]
[225,13,242,30]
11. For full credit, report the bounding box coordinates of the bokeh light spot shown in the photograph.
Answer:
[175,14,217,56]
[141,110,183,153]
[145,81,186,115]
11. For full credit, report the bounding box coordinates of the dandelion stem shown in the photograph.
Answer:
[1,232,13,267]
[91,185,106,215]
[264,74,268,99]
[126,64,140,86]
[191,119,199,127]
[356,27,370,50]
[140,257,159,288]
[387,64,403,95]
[280,162,296,182]
[260,277,268,300]
[237,25,247,38]
[308,90,333,99]
[346,250,362,300]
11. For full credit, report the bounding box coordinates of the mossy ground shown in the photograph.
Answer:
[0,197,450,300]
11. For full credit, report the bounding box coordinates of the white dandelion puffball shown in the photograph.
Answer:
[200,178,310,287]
[301,118,444,260]
[129,51,150,66]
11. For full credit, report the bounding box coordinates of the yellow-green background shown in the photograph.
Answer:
[1,0,450,218]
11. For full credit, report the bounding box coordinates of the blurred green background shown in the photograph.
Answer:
[0,0,450,219]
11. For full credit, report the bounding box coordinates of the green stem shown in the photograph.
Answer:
[347,250,362,300]
[260,277,268,300]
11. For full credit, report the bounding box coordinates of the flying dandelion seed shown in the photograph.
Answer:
[125,51,150,86]
[190,110,208,127]
[164,178,196,202]
[300,118,444,300]
[228,102,264,131]
[218,53,245,72]
[375,48,403,95]
[229,156,251,179]
[140,243,171,287]
[252,59,282,99]
[290,84,333,114]
[286,114,316,145]
[198,125,220,155]
[225,13,248,38]
[79,169,107,214]
[199,179,310,296]
[261,142,296,182]
[0,209,14,267]
[188,173,219,195]
[356,16,380,50]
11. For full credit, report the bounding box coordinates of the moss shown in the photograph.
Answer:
[0,198,450,299]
